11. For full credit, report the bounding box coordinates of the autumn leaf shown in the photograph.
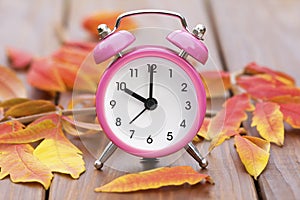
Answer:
[0,122,53,189]
[251,102,284,146]
[207,94,254,148]
[6,47,33,69]
[0,144,53,189]
[194,118,211,142]
[0,65,27,101]
[234,135,270,180]
[95,166,213,193]
[269,95,300,104]
[4,100,56,118]
[27,58,66,92]
[63,40,97,51]
[244,62,295,86]
[82,11,138,37]
[245,84,300,100]
[236,74,286,92]
[0,108,4,121]
[0,98,29,110]
[208,129,240,152]
[32,114,85,178]
[0,119,56,144]
[279,103,300,128]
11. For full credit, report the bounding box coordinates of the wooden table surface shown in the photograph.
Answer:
[1,0,300,199]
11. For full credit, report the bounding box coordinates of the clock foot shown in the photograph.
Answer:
[184,142,208,169]
[94,141,118,170]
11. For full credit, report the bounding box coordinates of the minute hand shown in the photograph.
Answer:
[124,88,147,103]
[149,66,154,98]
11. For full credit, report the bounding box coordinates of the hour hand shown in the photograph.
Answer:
[124,88,147,103]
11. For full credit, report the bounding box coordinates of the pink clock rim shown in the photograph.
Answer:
[96,45,206,158]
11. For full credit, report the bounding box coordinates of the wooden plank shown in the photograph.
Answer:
[210,0,300,199]
[0,0,64,199]
[49,0,258,199]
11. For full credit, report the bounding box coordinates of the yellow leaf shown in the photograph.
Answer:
[234,135,270,179]
[32,114,85,178]
[251,102,284,146]
[5,100,56,118]
[95,166,213,193]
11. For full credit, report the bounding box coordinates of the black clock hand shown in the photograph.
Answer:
[129,108,147,124]
[124,88,147,103]
[149,65,154,98]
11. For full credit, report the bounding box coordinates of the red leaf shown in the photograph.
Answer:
[6,47,33,69]
[279,103,300,128]
[207,94,254,149]
[27,58,66,92]
[244,62,295,86]
[51,46,90,66]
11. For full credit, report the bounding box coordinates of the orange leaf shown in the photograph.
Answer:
[27,58,66,92]
[236,74,287,92]
[4,100,56,118]
[245,85,300,100]
[0,65,27,101]
[95,166,213,193]
[82,11,138,37]
[279,103,300,128]
[0,119,56,144]
[269,95,300,104]
[52,46,90,66]
[194,118,211,141]
[207,94,254,140]
[0,122,53,189]
[234,135,270,179]
[0,144,53,189]
[63,40,97,51]
[6,47,33,69]
[208,129,240,152]
[244,62,295,86]
[251,102,284,146]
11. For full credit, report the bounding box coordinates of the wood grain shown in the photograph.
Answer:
[0,0,64,199]
[210,0,300,199]
[49,0,258,199]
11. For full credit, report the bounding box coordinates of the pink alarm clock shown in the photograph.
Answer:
[93,10,208,170]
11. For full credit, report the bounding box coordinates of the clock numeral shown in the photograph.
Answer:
[146,135,153,144]
[115,117,122,126]
[181,83,188,92]
[167,132,173,141]
[147,64,157,73]
[169,69,173,78]
[180,119,186,128]
[185,101,191,110]
[129,130,135,139]
[129,68,138,77]
[110,100,116,109]
[116,82,126,91]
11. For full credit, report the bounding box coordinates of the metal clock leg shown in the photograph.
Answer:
[94,141,118,170]
[184,142,208,169]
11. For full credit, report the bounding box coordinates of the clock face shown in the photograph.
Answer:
[96,46,206,158]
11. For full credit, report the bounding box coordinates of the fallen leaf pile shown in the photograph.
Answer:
[194,62,300,179]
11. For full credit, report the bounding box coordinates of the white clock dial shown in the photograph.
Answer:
[102,56,199,153]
